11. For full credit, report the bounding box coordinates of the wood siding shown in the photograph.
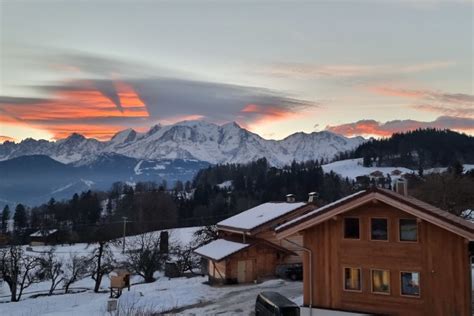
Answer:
[302,201,471,316]
[227,244,279,282]
[256,230,303,265]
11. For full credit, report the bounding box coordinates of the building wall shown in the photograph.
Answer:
[257,230,303,265]
[302,202,471,316]
[227,244,279,282]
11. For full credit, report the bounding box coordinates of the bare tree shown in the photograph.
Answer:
[0,246,42,302]
[173,244,200,275]
[63,253,90,294]
[89,240,115,293]
[191,225,218,248]
[125,232,167,283]
[39,247,65,295]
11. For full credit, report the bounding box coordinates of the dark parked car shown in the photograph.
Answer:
[285,265,303,281]
[255,291,300,316]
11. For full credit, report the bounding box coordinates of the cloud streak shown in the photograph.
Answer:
[369,86,474,117]
[0,52,316,140]
[261,61,455,79]
[326,116,474,137]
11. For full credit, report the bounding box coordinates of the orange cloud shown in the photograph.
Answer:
[239,103,304,131]
[326,116,474,138]
[368,86,426,98]
[0,135,15,143]
[48,124,125,140]
[158,114,205,126]
[368,86,474,118]
[0,81,150,140]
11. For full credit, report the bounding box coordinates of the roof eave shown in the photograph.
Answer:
[218,203,312,236]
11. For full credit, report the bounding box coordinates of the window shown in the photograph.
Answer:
[343,267,361,291]
[371,218,388,241]
[371,269,390,294]
[344,218,360,239]
[400,219,418,242]
[401,272,420,297]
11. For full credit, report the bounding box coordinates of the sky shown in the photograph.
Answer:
[0,0,472,142]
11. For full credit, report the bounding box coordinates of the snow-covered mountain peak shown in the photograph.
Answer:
[0,121,366,166]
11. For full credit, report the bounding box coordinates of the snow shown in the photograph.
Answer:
[0,275,302,316]
[133,160,144,175]
[322,158,413,180]
[322,158,474,180]
[51,183,75,194]
[0,121,366,167]
[276,191,366,231]
[461,209,474,223]
[218,202,306,231]
[81,179,94,187]
[0,224,303,316]
[29,229,58,237]
[217,180,233,189]
[194,239,249,261]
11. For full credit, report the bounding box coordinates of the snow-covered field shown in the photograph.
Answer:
[0,273,301,316]
[322,158,474,180]
[0,226,302,315]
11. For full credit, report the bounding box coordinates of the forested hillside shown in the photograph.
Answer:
[345,129,474,169]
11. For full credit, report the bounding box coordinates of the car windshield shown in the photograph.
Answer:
[281,307,299,316]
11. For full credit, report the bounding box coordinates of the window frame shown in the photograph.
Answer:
[400,271,421,298]
[343,217,361,240]
[398,218,419,243]
[342,266,362,293]
[369,217,389,242]
[370,268,391,295]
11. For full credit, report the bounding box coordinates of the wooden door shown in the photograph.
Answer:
[237,260,254,283]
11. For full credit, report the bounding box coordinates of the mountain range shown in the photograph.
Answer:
[0,120,365,166]
[0,120,365,206]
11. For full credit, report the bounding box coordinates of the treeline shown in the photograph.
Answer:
[335,129,474,169]
[191,158,354,215]
[2,154,472,245]
[1,158,355,244]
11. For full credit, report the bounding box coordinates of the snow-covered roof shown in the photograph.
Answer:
[194,239,249,261]
[218,202,306,231]
[276,191,366,231]
[461,209,474,223]
[30,229,58,237]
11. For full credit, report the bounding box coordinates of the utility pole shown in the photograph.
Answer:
[122,216,128,253]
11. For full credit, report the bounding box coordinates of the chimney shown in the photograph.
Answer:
[394,178,408,197]
[286,194,296,203]
[308,192,319,204]
[160,231,169,253]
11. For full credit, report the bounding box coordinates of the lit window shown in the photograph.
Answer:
[371,269,390,294]
[401,272,420,297]
[344,267,361,291]
[371,218,388,241]
[400,219,418,242]
[344,218,360,239]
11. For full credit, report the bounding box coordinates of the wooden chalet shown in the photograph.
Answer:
[195,194,315,284]
[29,229,59,246]
[275,186,474,316]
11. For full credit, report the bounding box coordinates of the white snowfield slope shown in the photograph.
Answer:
[218,202,306,230]
[194,239,249,261]
[322,159,474,180]
[0,120,365,166]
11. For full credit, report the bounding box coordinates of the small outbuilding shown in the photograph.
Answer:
[109,269,131,298]
[194,238,295,284]
[29,229,59,246]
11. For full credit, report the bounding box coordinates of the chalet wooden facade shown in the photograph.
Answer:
[29,229,59,246]
[276,187,474,316]
[195,197,315,284]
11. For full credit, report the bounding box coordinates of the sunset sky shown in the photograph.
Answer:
[0,0,472,142]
